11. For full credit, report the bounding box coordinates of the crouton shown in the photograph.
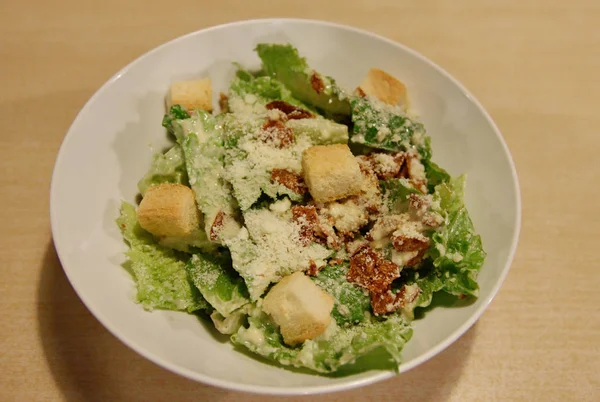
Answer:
[263,272,334,346]
[302,144,363,203]
[358,68,408,107]
[167,78,213,112]
[137,183,200,237]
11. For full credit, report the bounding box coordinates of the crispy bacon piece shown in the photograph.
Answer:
[390,231,430,252]
[371,285,421,315]
[209,211,225,241]
[266,101,314,120]
[311,71,325,94]
[219,93,229,113]
[292,205,319,246]
[347,246,400,293]
[259,120,295,148]
[328,258,344,266]
[271,169,307,194]
[306,260,321,276]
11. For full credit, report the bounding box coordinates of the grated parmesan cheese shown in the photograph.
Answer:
[226,208,331,300]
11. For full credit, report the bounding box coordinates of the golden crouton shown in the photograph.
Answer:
[302,144,363,203]
[167,78,213,112]
[358,68,408,107]
[137,183,200,237]
[263,272,334,346]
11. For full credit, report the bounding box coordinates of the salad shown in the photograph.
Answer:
[117,43,486,374]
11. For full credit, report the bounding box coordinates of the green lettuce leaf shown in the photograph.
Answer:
[116,202,208,312]
[232,308,412,373]
[286,118,348,145]
[137,145,188,196]
[256,43,350,118]
[187,252,250,317]
[350,97,428,156]
[424,176,486,297]
[162,105,190,135]
[380,177,423,212]
[173,111,240,242]
[311,264,371,327]
[423,159,451,192]
[229,69,308,110]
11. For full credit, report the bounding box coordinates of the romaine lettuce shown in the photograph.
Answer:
[311,264,371,327]
[137,145,188,196]
[232,308,412,373]
[350,96,428,156]
[256,44,350,118]
[116,202,208,312]
[187,252,250,317]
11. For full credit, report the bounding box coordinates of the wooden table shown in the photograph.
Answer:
[1,1,598,400]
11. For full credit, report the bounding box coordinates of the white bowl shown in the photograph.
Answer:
[50,19,521,395]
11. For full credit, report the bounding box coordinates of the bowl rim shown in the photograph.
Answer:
[50,17,522,396]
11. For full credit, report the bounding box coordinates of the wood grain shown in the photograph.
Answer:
[1,0,599,401]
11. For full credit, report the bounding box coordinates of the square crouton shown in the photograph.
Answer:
[302,144,363,203]
[168,78,213,112]
[137,183,200,237]
[263,272,334,346]
[358,68,408,107]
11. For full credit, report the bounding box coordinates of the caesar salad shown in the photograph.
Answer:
[117,43,486,374]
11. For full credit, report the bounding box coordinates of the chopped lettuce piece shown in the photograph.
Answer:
[116,202,208,312]
[408,176,486,307]
[232,308,412,373]
[211,307,249,335]
[311,264,372,327]
[221,112,310,210]
[174,112,240,242]
[225,208,332,300]
[423,159,451,191]
[187,252,250,317]
[162,105,190,135]
[229,69,308,111]
[137,145,189,196]
[380,177,423,212]
[157,229,215,253]
[421,176,486,298]
[256,44,350,118]
[286,118,348,145]
[350,97,428,156]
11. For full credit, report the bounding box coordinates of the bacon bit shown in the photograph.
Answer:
[328,258,344,266]
[292,205,319,246]
[390,232,430,252]
[266,100,314,120]
[347,246,401,293]
[356,87,367,97]
[209,211,225,241]
[371,289,398,315]
[121,223,126,229]
[371,285,421,315]
[219,93,229,113]
[306,260,321,276]
[271,169,307,194]
[260,120,294,148]
[311,71,325,94]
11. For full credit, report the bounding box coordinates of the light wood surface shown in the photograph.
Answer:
[1,1,599,401]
